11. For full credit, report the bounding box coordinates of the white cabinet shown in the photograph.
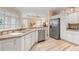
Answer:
[15,37,24,51]
[64,31,79,45]
[0,37,24,51]
[31,31,36,46]
[0,41,2,50]
[24,37,32,51]
[35,31,38,43]
[1,39,16,51]
[0,30,39,51]
[61,32,67,40]
[66,31,73,43]
[73,32,79,45]
[24,33,32,51]
[24,30,38,51]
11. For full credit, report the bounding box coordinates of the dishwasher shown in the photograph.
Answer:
[38,30,45,42]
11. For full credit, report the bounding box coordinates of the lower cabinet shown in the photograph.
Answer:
[15,37,24,51]
[31,31,36,46]
[35,31,38,43]
[0,37,25,51]
[73,32,79,45]
[66,31,73,43]
[24,31,38,51]
[63,31,79,45]
[0,42,2,50]
[0,39,17,51]
[0,30,40,51]
[24,33,32,51]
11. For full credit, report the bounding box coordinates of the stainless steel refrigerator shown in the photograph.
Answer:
[49,18,60,40]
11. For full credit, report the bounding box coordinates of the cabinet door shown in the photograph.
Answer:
[1,39,16,51]
[15,37,24,51]
[0,41,2,50]
[66,31,73,43]
[24,33,32,51]
[24,37,32,51]
[31,31,36,46]
[35,31,38,43]
[73,32,79,45]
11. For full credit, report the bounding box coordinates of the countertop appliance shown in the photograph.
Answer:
[49,18,60,40]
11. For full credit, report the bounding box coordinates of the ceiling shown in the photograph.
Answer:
[15,7,66,17]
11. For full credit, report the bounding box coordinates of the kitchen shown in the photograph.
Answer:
[0,7,79,51]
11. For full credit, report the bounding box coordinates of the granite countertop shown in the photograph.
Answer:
[0,27,46,40]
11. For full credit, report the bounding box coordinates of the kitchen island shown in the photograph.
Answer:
[0,27,46,51]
